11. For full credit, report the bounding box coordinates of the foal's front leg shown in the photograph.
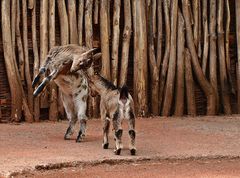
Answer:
[112,111,123,155]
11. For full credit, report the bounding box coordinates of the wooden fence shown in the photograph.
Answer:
[0,0,239,122]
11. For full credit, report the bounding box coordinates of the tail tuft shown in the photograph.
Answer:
[120,85,129,101]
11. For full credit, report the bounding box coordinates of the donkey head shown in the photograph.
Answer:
[70,49,101,73]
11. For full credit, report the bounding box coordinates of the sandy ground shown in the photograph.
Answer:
[0,116,240,177]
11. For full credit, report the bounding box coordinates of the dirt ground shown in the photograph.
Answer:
[14,158,240,178]
[1,116,240,177]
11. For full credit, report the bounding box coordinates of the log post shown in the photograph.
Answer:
[236,0,240,113]
[217,0,232,114]
[185,49,196,116]
[31,0,40,121]
[78,0,84,46]
[100,0,111,80]
[182,0,216,115]
[119,0,131,87]
[57,0,69,117]
[94,0,99,24]
[201,0,209,75]
[49,0,58,121]
[132,0,148,116]
[162,0,178,116]
[68,0,78,44]
[111,0,121,86]
[23,0,34,113]
[147,0,160,115]
[174,12,185,116]
[158,0,170,113]
[2,0,22,121]
[209,0,219,112]
[40,0,49,108]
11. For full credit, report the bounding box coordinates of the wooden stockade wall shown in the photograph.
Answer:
[0,0,240,122]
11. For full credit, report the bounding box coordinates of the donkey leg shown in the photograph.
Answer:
[128,110,136,155]
[76,98,88,143]
[112,111,123,155]
[61,92,77,140]
[102,117,110,149]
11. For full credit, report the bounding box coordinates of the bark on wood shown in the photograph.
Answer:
[193,0,199,48]
[182,0,216,115]
[2,0,22,122]
[162,0,178,116]
[132,0,148,116]
[185,49,196,116]
[40,0,49,108]
[68,0,78,44]
[111,0,121,86]
[22,0,34,113]
[197,1,202,58]
[147,0,159,115]
[100,0,111,80]
[236,0,240,113]
[58,0,69,45]
[151,0,157,38]
[94,0,99,24]
[158,0,170,112]
[11,0,17,62]
[209,0,219,112]
[174,12,185,116]
[49,0,58,121]
[217,0,232,114]
[32,0,40,121]
[201,0,209,75]
[119,0,131,87]
[57,0,69,117]
[156,0,163,69]
[16,0,24,81]
[225,0,235,94]
[78,0,84,46]
[28,0,34,9]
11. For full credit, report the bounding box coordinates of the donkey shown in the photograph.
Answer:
[32,44,100,142]
[82,70,136,155]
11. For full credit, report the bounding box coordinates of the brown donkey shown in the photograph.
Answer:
[83,71,136,155]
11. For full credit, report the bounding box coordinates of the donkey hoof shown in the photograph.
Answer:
[103,143,109,149]
[130,149,136,155]
[76,134,85,143]
[114,149,121,155]
[64,135,71,140]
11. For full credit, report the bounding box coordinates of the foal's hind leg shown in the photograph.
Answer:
[102,117,110,149]
[128,110,136,155]
[112,112,123,155]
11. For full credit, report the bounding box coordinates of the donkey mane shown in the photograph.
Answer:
[97,74,118,90]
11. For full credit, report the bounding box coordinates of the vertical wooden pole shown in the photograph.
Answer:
[40,0,49,108]
[32,0,40,121]
[236,0,240,113]
[68,0,78,44]
[100,0,111,80]
[182,0,216,115]
[49,0,58,121]
[78,0,84,46]
[111,0,121,86]
[162,0,178,116]
[94,0,99,24]
[2,0,22,122]
[23,0,34,113]
[174,12,185,116]
[132,0,148,116]
[119,0,131,87]
[209,0,219,112]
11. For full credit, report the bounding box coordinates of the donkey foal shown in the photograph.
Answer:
[84,72,136,155]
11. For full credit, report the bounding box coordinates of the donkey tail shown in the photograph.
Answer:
[120,85,129,102]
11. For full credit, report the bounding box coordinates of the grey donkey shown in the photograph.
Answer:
[82,69,136,155]
[32,44,101,142]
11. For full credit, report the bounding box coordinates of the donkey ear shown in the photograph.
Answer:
[70,56,84,72]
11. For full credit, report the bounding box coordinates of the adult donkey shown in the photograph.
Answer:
[32,44,100,142]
